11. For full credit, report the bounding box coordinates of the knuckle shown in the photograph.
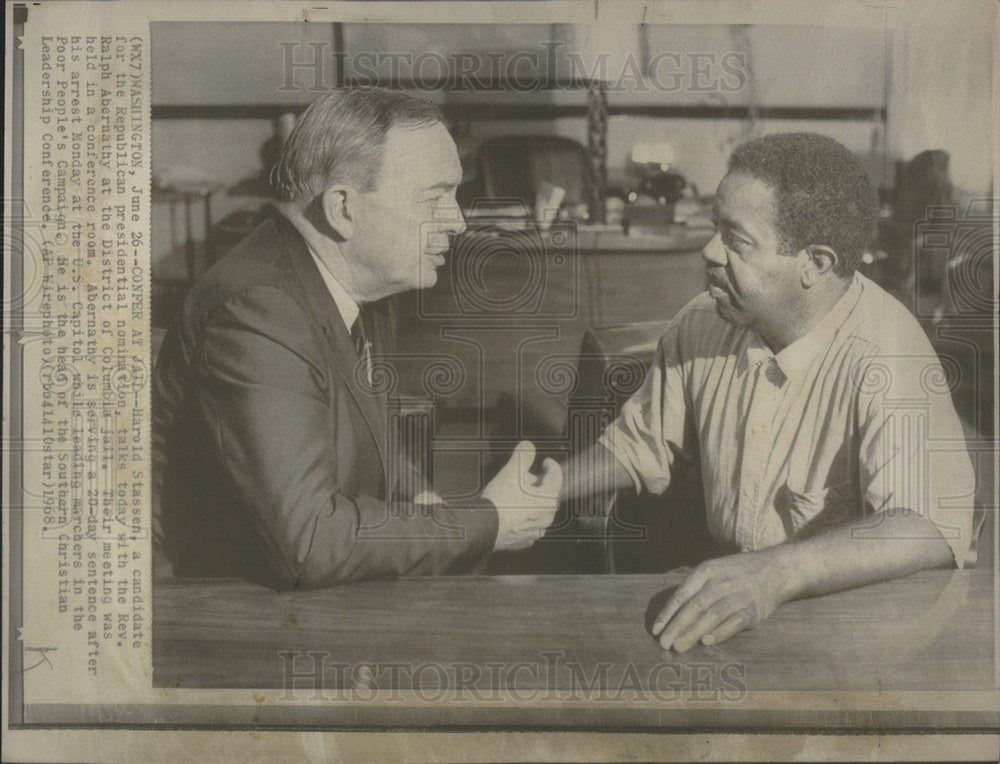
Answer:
[688,567,709,585]
[725,613,747,632]
[677,577,702,598]
[687,594,710,614]
[704,602,728,621]
[697,558,719,575]
[728,608,753,631]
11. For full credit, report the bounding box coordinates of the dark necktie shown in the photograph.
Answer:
[350,307,373,387]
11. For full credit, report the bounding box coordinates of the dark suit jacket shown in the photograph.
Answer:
[152,216,498,588]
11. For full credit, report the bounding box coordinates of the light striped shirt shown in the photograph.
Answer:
[601,273,975,566]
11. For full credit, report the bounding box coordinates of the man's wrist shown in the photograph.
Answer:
[479,497,507,551]
[758,542,811,604]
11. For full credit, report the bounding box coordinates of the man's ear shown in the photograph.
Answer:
[801,244,839,287]
[320,185,356,240]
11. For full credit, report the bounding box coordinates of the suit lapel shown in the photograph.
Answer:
[275,218,389,476]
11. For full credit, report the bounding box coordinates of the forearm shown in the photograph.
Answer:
[266,493,498,588]
[767,509,955,603]
[560,442,635,502]
[651,507,956,651]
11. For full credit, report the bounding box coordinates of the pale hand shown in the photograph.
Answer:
[482,441,562,552]
[413,490,444,505]
[651,550,793,652]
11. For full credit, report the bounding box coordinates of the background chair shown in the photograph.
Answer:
[458,135,598,219]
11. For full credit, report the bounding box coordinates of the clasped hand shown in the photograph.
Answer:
[651,550,794,652]
[482,441,562,551]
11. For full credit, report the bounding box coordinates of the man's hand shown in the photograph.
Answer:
[651,508,958,652]
[483,441,562,552]
[413,490,444,505]
[651,550,793,652]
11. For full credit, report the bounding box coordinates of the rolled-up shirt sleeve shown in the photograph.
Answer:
[599,320,690,496]
[856,348,977,568]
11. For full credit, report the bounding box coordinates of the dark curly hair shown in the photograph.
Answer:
[728,133,878,276]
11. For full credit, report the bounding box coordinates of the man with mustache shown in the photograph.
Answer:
[153,88,560,588]
[563,132,976,650]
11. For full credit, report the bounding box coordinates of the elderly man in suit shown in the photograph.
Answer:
[562,132,977,651]
[153,88,560,588]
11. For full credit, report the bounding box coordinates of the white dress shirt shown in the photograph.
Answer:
[304,241,360,333]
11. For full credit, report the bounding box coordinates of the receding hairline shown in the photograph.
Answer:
[274,88,448,202]
[368,120,463,193]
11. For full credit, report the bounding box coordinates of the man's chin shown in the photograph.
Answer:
[418,267,439,289]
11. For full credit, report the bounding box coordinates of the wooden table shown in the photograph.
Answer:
[153,567,997,729]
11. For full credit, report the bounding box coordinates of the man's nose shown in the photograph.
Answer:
[702,233,727,267]
[437,199,467,236]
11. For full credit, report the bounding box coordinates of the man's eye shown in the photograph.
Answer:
[726,231,748,249]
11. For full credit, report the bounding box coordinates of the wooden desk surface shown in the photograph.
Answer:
[155,568,995,701]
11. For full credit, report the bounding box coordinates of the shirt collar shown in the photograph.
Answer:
[742,273,863,379]
[278,205,361,332]
[305,242,360,332]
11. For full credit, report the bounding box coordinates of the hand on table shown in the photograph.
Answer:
[482,441,562,552]
[651,550,793,652]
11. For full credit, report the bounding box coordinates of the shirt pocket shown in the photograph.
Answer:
[777,480,857,539]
